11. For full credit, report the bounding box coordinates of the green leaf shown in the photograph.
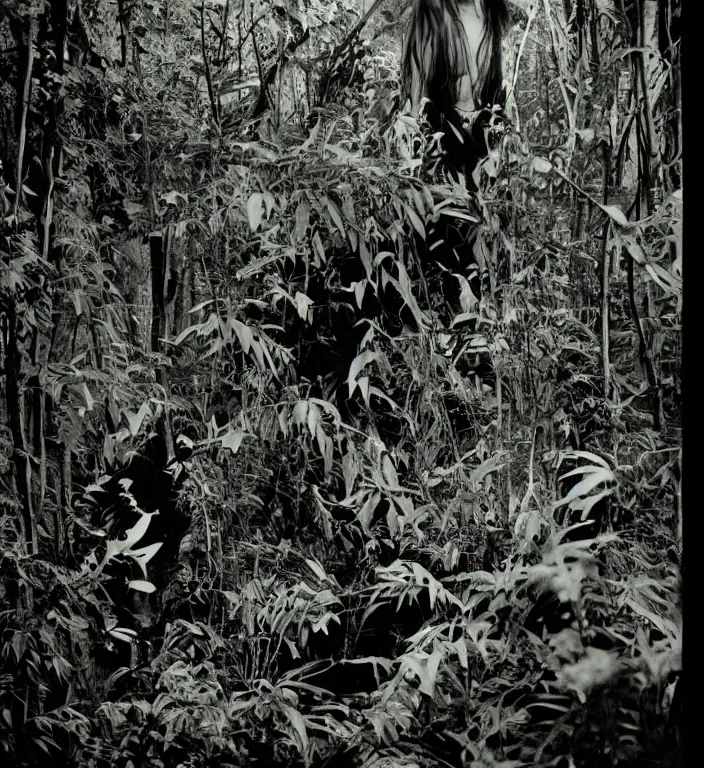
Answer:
[306,402,320,439]
[347,350,379,397]
[161,190,188,206]
[369,386,399,412]
[222,426,244,454]
[402,651,441,697]
[247,192,265,232]
[294,291,313,322]
[230,319,254,355]
[532,156,553,174]
[126,402,151,437]
[425,648,443,695]
[312,231,326,265]
[645,261,681,295]
[392,264,428,328]
[294,200,310,241]
[123,511,156,550]
[567,489,614,520]
[469,453,506,491]
[71,290,83,316]
[452,638,468,670]
[404,204,425,239]
[127,579,157,594]
[127,542,163,578]
[316,425,333,476]
[108,628,137,644]
[559,450,611,469]
[300,116,320,150]
[81,383,94,411]
[382,454,399,487]
[555,466,615,507]
[292,400,309,427]
[305,558,328,582]
[599,203,629,227]
[281,704,309,754]
[358,376,370,406]
[358,240,372,278]
[438,208,479,223]
[374,250,395,267]
[354,280,367,309]
[174,322,202,345]
[357,492,380,534]
[324,197,346,238]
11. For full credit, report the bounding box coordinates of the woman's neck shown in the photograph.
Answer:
[454,0,487,112]
[459,0,484,19]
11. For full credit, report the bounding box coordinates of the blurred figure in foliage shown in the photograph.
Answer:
[401,0,509,183]
[398,1,511,384]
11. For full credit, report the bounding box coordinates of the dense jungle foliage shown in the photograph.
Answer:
[0,0,682,766]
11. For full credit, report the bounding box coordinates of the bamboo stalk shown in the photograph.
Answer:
[13,12,37,220]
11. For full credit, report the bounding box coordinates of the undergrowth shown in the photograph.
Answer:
[0,1,681,767]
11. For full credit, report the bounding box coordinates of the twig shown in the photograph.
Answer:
[518,425,540,522]
[599,141,612,400]
[216,0,231,65]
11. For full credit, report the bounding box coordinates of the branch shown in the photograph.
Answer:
[13,11,37,219]
[201,0,220,127]
[599,142,612,400]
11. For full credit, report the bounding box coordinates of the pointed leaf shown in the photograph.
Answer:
[532,156,553,174]
[354,280,367,310]
[109,628,137,643]
[294,291,313,322]
[599,203,629,227]
[221,426,244,454]
[555,468,614,507]
[357,492,380,534]
[127,542,163,579]
[231,319,254,355]
[247,193,265,232]
[292,400,309,427]
[324,198,346,238]
[281,704,309,753]
[347,351,379,397]
[123,511,156,549]
[403,655,432,696]
[305,558,328,582]
[126,402,150,437]
[404,204,425,239]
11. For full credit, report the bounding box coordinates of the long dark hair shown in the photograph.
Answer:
[401,0,509,115]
